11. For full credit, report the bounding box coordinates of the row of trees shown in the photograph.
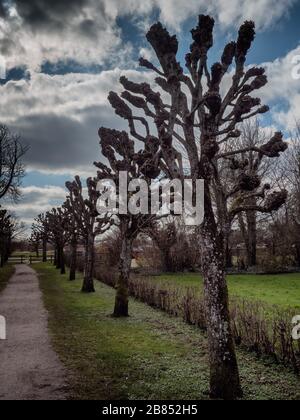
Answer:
[32,16,291,400]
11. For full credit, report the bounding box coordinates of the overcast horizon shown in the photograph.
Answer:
[1,0,300,231]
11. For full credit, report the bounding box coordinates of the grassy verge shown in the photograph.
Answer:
[36,263,300,400]
[148,272,300,310]
[0,264,15,294]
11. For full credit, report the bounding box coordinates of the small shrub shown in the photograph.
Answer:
[66,254,300,373]
[105,274,300,373]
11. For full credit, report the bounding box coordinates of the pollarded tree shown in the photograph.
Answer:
[107,16,288,399]
[145,219,177,272]
[29,229,41,257]
[32,213,49,262]
[65,176,111,293]
[231,120,275,267]
[282,124,300,265]
[147,218,200,272]
[62,198,79,281]
[45,207,70,275]
[95,128,162,317]
[216,119,277,268]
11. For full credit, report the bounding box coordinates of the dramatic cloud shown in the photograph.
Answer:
[0,0,296,71]
[0,69,152,173]
[260,45,300,128]
[0,2,5,18]
[0,0,299,228]
[154,0,296,30]
[14,0,88,29]
[6,185,67,226]
[0,0,122,71]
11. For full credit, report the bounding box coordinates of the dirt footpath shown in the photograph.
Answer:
[0,264,68,400]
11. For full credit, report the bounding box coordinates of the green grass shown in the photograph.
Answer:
[36,263,300,400]
[0,264,15,294]
[149,273,300,310]
[12,251,38,257]
[12,251,54,258]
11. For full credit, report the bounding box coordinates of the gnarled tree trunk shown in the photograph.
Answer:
[200,190,242,400]
[82,232,95,293]
[238,208,257,268]
[42,237,47,262]
[56,246,61,269]
[69,234,77,281]
[60,247,66,275]
[113,236,133,317]
[246,208,257,267]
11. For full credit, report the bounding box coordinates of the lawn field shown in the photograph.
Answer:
[0,264,15,294]
[36,263,300,400]
[149,273,300,310]
[11,251,55,258]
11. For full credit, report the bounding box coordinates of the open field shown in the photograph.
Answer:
[11,252,55,258]
[36,263,300,400]
[0,265,15,294]
[148,273,300,310]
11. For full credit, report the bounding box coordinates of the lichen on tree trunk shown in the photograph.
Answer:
[113,236,133,317]
[200,187,242,400]
[200,228,242,399]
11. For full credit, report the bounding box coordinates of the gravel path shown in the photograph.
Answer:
[0,265,68,400]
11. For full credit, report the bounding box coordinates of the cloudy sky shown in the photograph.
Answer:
[1,0,300,229]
